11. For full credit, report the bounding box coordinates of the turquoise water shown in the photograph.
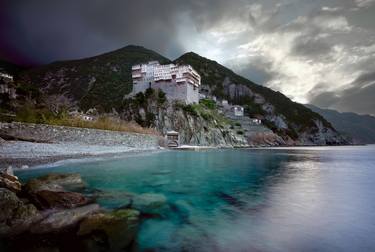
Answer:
[16,146,375,251]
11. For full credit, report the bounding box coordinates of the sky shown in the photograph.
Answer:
[1,0,375,115]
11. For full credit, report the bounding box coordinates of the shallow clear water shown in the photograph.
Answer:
[16,146,375,252]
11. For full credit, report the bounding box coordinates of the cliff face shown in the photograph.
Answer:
[121,90,247,147]
[306,104,375,144]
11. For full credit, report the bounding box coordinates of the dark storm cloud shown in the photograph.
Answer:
[1,0,375,114]
[291,36,333,58]
[0,0,248,65]
[1,0,186,64]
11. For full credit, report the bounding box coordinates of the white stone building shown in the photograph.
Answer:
[131,61,201,104]
[233,106,244,117]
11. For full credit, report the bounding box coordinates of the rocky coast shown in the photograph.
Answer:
[0,166,168,251]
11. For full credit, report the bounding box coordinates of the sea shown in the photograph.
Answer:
[16,145,375,252]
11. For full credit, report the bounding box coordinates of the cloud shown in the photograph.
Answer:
[310,71,375,115]
[1,0,375,114]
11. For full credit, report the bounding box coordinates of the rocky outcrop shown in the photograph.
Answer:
[31,190,89,210]
[0,188,41,236]
[25,173,85,193]
[78,209,140,251]
[30,204,100,234]
[156,105,247,147]
[0,172,144,251]
[122,92,248,147]
[24,173,89,210]
[0,168,21,193]
[246,132,287,146]
[297,119,348,145]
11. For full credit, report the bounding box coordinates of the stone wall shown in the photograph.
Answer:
[0,122,159,148]
[132,81,199,104]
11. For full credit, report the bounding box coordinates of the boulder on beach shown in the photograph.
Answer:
[131,193,167,214]
[30,203,100,234]
[0,173,22,193]
[78,209,140,251]
[0,166,21,193]
[31,190,89,210]
[25,173,85,193]
[0,188,41,236]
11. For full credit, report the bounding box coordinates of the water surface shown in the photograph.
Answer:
[16,146,375,251]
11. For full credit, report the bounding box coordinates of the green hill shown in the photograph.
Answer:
[14,46,347,144]
[17,45,170,111]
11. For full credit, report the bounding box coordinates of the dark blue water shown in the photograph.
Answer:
[16,146,375,251]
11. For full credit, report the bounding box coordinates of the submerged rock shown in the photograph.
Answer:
[30,204,100,234]
[78,209,140,251]
[131,193,167,214]
[25,173,85,193]
[31,190,89,210]
[0,188,41,236]
[93,190,133,209]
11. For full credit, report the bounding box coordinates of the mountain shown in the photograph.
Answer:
[306,104,375,144]
[175,52,347,145]
[14,46,348,145]
[17,45,170,111]
[0,60,26,75]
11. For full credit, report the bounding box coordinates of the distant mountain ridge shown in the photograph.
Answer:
[306,104,375,144]
[12,45,348,145]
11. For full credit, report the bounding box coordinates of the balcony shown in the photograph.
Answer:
[131,65,141,70]
[132,73,142,78]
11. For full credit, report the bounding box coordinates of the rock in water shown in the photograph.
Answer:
[4,166,14,176]
[78,209,140,251]
[31,190,89,210]
[0,188,40,236]
[25,173,85,193]
[131,193,167,214]
[30,204,100,234]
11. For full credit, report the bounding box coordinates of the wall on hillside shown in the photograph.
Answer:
[0,122,158,148]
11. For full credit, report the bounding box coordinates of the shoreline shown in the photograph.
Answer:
[2,141,366,171]
[0,140,161,169]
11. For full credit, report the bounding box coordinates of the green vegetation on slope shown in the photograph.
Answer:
[175,52,334,138]
[17,45,170,112]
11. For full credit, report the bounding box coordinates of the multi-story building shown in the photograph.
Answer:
[131,61,201,104]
